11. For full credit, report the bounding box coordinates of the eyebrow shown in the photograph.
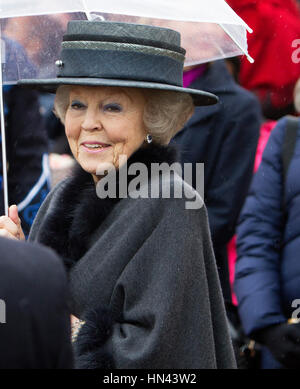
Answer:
[70,87,134,103]
[117,88,134,103]
[95,89,133,104]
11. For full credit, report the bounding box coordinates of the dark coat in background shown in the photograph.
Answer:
[173,60,261,302]
[235,117,300,334]
[235,117,300,368]
[0,237,73,368]
[29,144,236,369]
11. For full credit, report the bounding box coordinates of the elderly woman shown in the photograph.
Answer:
[0,20,236,369]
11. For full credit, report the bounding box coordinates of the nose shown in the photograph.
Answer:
[81,108,102,132]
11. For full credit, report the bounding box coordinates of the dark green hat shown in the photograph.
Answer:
[19,20,218,106]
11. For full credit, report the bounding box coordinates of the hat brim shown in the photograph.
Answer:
[18,77,218,106]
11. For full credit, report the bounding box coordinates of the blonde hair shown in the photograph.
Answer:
[54,85,194,144]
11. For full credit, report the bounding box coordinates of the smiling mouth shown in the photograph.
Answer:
[80,142,112,154]
[82,142,110,148]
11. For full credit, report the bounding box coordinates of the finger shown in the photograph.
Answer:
[8,205,20,226]
[71,315,80,326]
[0,229,18,240]
[9,206,25,240]
[7,208,25,241]
[0,216,19,236]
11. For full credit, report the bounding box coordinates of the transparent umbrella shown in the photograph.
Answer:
[0,0,252,214]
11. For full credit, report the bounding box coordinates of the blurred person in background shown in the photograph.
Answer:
[173,59,261,307]
[226,0,300,120]
[15,14,80,182]
[234,81,300,368]
[0,234,73,368]
[0,37,50,237]
[294,78,300,113]
[4,15,68,78]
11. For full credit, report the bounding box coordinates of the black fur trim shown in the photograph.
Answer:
[74,307,115,369]
[38,143,178,269]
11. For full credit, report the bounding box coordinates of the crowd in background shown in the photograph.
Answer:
[226,0,300,369]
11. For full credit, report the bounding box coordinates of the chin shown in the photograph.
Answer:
[77,160,98,176]
[79,157,118,177]
[77,150,115,173]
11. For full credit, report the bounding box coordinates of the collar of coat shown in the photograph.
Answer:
[182,61,237,127]
[38,142,178,269]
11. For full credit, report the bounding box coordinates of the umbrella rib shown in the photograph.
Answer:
[220,23,254,63]
[81,0,93,21]
[0,30,9,215]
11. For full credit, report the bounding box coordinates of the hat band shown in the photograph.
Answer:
[63,34,186,55]
[58,48,184,87]
[61,41,185,62]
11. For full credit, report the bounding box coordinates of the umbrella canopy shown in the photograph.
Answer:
[1,0,253,85]
[0,0,252,214]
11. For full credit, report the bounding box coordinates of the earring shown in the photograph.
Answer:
[146,134,153,144]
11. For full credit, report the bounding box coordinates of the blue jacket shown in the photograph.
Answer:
[0,38,50,236]
[173,60,261,302]
[235,117,300,337]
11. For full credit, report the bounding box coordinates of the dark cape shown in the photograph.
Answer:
[29,143,236,369]
[0,237,73,369]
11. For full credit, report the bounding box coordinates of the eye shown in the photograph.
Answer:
[70,100,85,110]
[103,103,122,113]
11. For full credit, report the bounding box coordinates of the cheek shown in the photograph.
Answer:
[131,116,146,146]
[106,124,128,144]
[65,116,80,141]
[121,117,146,156]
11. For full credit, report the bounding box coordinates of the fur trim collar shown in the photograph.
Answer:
[38,143,178,269]
[74,306,115,369]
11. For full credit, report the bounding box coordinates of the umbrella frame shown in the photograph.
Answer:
[0,29,9,215]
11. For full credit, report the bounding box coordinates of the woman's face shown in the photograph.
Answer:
[64,86,147,181]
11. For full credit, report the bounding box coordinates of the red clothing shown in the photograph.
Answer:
[228,120,277,305]
[227,0,300,110]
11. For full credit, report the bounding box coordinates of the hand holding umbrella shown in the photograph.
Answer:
[0,204,25,240]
